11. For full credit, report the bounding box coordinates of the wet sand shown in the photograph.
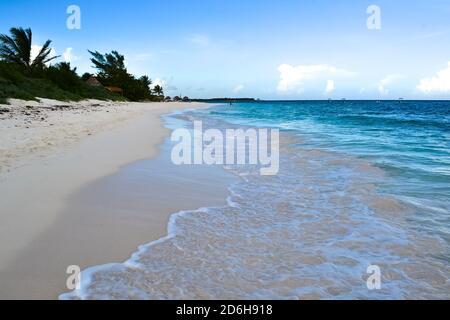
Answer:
[0,100,234,299]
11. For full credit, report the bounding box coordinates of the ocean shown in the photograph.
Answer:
[61,100,450,300]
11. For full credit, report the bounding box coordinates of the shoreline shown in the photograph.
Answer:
[60,141,238,300]
[0,99,233,299]
[0,99,201,177]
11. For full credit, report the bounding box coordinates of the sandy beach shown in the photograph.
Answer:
[0,99,234,299]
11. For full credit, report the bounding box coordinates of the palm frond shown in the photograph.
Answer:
[0,33,26,65]
[9,27,32,66]
[31,39,59,67]
[0,27,58,69]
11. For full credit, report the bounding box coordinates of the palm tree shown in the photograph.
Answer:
[153,84,164,96]
[139,75,152,90]
[88,50,127,77]
[0,27,59,69]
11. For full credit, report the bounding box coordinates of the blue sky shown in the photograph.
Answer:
[1,0,450,99]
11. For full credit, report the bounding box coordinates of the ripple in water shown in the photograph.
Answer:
[61,114,449,300]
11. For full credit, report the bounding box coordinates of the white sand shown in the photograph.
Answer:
[0,98,194,176]
[0,98,218,299]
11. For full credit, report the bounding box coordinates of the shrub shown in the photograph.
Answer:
[46,62,82,92]
[0,61,26,84]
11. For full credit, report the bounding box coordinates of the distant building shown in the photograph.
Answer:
[105,86,124,95]
[85,76,102,87]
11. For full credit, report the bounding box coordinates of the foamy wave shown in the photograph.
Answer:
[59,109,450,300]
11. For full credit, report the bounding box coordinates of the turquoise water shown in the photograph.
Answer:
[62,101,450,300]
[203,100,450,245]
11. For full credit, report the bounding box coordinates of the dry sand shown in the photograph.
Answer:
[0,98,233,299]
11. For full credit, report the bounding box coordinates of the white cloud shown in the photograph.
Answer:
[417,62,450,94]
[186,34,210,46]
[150,78,166,89]
[233,84,245,93]
[150,78,178,92]
[378,74,404,95]
[63,47,78,64]
[325,80,335,94]
[277,64,353,92]
[30,45,42,62]
[31,45,58,66]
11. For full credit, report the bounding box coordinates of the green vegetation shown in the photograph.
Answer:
[0,27,59,70]
[0,27,164,104]
[88,50,162,101]
[0,60,123,103]
[153,85,163,96]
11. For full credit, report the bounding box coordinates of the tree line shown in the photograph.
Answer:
[0,27,164,102]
